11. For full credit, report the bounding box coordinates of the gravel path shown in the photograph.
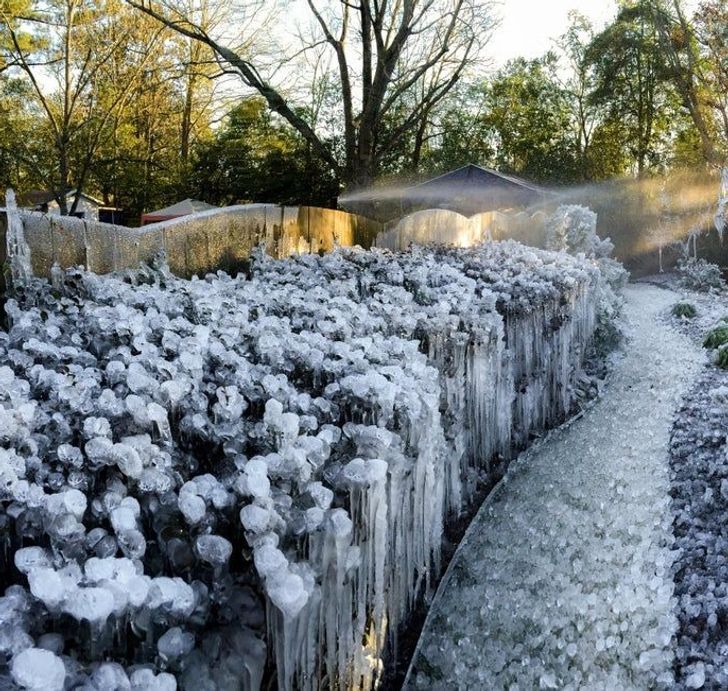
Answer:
[405,284,704,690]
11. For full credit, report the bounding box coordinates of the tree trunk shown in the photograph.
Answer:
[58,149,69,215]
[181,73,194,164]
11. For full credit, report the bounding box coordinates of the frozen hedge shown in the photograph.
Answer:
[0,241,606,690]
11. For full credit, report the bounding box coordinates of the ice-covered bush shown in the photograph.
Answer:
[0,241,605,691]
[704,324,728,349]
[678,256,725,292]
[672,301,697,319]
[545,205,628,353]
[545,205,612,259]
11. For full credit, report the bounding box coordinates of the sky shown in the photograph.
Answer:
[487,0,618,66]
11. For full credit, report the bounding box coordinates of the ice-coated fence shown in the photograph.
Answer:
[0,217,604,691]
[375,208,549,251]
[0,204,384,292]
[375,209,490,249]
[0,201,582,300]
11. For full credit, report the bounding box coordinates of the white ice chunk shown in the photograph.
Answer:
[241,459,270,499]
[110,506,138,533]
[157,627,195,660]
[62,587,115,624]
[112,443,143,479]
[146,578,196,618]
[253,544,288,580]
[83,416,112,440]
[62,489,87,519]
[84,557,136,584]
[27,567,68,609]
[130,668,177,691]
[127,575,151,608]
[307,481,333,510]
[195,535,233,567]
[14,547,52,575]
[267,572,308,619]
[178,490,206,525]
[240,504,270,533]
[11,648,66,691]
[90,662,130,690]
[685,662,706,689]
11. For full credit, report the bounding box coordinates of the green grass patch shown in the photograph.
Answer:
[672,301,697,319]
[704,325,728,349]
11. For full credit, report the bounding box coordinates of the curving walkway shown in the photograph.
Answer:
[405,284,704,691]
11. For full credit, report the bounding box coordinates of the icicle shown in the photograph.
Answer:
[715,167,728,243]
[4,189,33,288]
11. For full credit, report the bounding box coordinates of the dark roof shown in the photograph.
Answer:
[400,164,548,216]
[411,164,545,195]
[339,164,550,221]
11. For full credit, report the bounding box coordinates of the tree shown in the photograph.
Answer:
[0,0,38,73]
[84,11,220,221]
[189,97,338,207]
[685,0,728,164]
[402,82,493,175]
[88,49,195,220]
[481,56,577,183]
[0,0,168,214]
[0,75,38,188]
[695,0,728,153]
[127,0,497,190]
[555,13,601,181]
[586,0,677,177]
[650,0,723,166]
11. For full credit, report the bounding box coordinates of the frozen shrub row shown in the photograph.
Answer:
[0,241,604,690]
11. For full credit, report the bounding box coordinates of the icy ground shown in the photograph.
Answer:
[669,366,728,690]
[406,284,704,690]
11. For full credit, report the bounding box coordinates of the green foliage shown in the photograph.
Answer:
[585,0,680,177]
[189,98,339,207]
[0,75,40,189]
[419,35,632,184]
[418,83,495,175]
[672,301,696,318]
[0,0,40,69]
[584,119,632,180]
[0,0,726,215]
[694,0,728,162]
[482,56,578,184]
[704,325,728,349]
